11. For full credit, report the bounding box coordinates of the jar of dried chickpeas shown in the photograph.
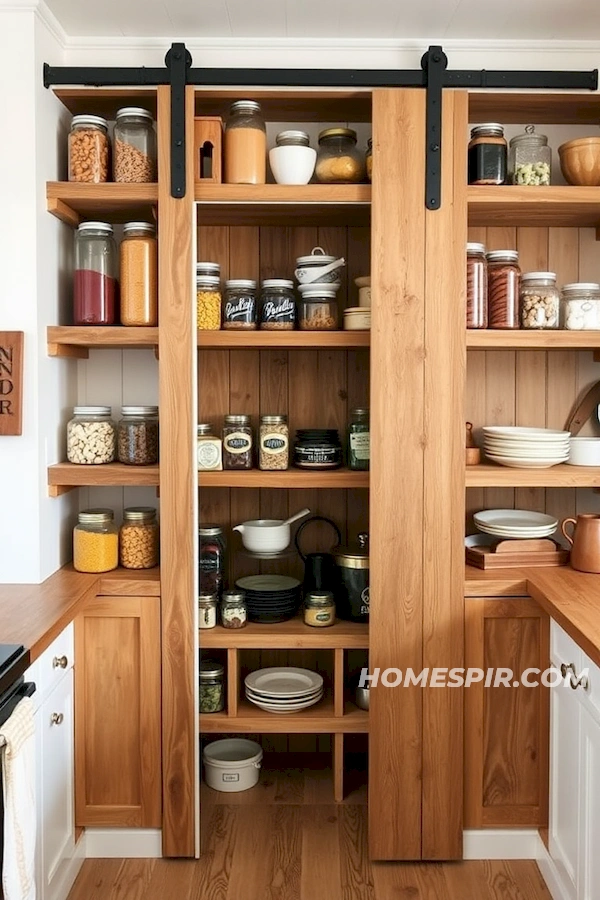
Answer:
[73,509,118,573]
[197,274,222,330]
[119,507,159,569]
[120,222,158,326]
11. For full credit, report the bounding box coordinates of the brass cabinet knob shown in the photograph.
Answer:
[51,712,64,726]
[52,655,68,669]
[560,662,589,691]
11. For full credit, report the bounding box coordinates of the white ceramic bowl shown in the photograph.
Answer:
[233,519,291,553]
[567,437,600,466]
[269,145,317,185]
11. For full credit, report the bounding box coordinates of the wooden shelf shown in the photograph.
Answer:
[466,463,600,488]
[469,91,600,125]
[199,468,368,489]
[48,462,159,497]
[468,185,600,228]
[200,617,369,649]
[467,330,600,350]
[194,88,372,122]
[48,326,159,358]
[200,697,368,734]
[197,330,370,349]
[54,88,157,119]
[46,182,158,227]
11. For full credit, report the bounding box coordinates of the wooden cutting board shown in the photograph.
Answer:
[466,538,569,569]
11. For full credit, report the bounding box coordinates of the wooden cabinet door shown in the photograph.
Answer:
[74,595,161,827]
[464,597,550,828]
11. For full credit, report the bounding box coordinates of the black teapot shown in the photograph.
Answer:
[294,516,341,596]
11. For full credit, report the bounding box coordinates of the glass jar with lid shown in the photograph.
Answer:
[197,424,222,471]
[269,130,316,185]
[365,138,372,182]
[486,250,520,329]
[197,274,222,330]
[315,128,365,184]
[520,272,560,329]
[259,280,296,330]
[222,415,253,470]
[119,507,159,569]
[224,100,266,185]
[73,509,118,573]
[259,415,289,470]
[199,659,225,713]
[113,107,157,182]
[117,406,159,465]
[561,283,600,330]
[67,406,116,465]
[298,286,338,331]
[468,124,507,185]
[509,125,551,186]
[120,222,158,326]
[466,243,488,329]
[199,594,218,630]
[73,222,118,325]
[223,280,257,330]
[304,590,336,628]
[196,261,220,279]
[348,408,370,471]
[221,590,247,629]
[199,525,226,595]
[68,115,109,183]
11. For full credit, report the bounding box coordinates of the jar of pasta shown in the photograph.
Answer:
[113,107,157,182]
[119,507,159,569]
[197,275,222,330]
[120,222,158,326]
[73,509,118,573]
[68,115,109,183]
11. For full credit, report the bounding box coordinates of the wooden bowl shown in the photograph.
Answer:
[558,137,600,186]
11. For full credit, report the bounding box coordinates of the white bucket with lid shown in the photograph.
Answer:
[203,738,263,792]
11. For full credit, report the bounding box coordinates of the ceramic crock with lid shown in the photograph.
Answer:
[295,247,345,285]
[334,532,370,622]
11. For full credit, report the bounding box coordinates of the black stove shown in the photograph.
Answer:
[0,644,29,699]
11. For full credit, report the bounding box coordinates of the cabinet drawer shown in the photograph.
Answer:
[551,621,583,672]
[35,624,74,702]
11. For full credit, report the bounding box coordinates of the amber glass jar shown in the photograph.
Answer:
[224,101,266,185]
[315,128,364,183]
[120,222,158,326]
[486,250,520,329]
[466,243,488,329]
[468,124,507,185]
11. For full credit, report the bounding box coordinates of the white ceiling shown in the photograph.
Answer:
[43,0,600,40]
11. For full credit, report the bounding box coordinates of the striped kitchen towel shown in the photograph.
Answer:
[0,697,36,900]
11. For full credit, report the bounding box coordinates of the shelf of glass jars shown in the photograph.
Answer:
[466,463,600,488]
[46,182,158,228]
[197,330,370,350]
[200,616,369,650]
[466,330,600,350]
[468,185,600,228]
[198,468,368,489]
[47,326,159,357]
[199,697,369,734]
[47,462,159,497]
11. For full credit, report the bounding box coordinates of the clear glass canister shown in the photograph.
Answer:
[224,100,266,185]
[486,250,520,329]
[120,222,158,326]
[117,406,159,465]
[509,125,551,186]
[74,222,118,326]
[68,115,109,183]
[520,272,560,329]
[466,243,488,329]
[348,408,370,471]
[315,128,365,184]
[199,525,226,595]
[222,414,253,470]
[366,138,372,182]
[197,261,220,279]
[561,282,600,330]
[113,107,157,182]
[199,594,218,630]
[259,280,296,330]
[223,280,257,330]
[468,124,507,185]
[197,424,223,471]
[221,590,247,629]
[199,660,225,713]
[304,590,336,627]
[67,406,116,465]
[259,415,289,470]
[299,287,338,330]
[73,508,118,573]
[119,507,159,569]
[197,275,222,330]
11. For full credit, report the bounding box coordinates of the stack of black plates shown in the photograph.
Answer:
[236,575,302,624]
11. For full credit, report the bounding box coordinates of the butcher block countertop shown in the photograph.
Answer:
[0,564,160,662]
[466,564,600,668]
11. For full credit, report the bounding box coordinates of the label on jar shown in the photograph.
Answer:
[199,605,216,629]
[316,611,333,622]
[360,586,370,616]
[225,297,255,322]
[261,433,289,454]
[262,298,295,323]
[197,439,221,469]
[223,432,252,454]
[350,432,370,460]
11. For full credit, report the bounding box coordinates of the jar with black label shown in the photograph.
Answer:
[334,533,370,622]
[259,279,296,330]
[199,525,226,595]
[222,415,253,470]
[294,430,342,470]
[223,279,257,330]
[468,124,507,186]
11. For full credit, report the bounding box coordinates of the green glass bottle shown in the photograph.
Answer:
[348,408,370,471]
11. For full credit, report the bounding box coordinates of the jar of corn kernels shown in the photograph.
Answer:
[197,274,222,330]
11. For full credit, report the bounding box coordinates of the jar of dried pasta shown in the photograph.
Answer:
[120,222,158,326]
[259,415,289,470]
[113,107,157,182]
[298,286,338,330]
[73,509,118,573]
[197,274,222,330]
[119,507,159,569]
[68,115,109,184]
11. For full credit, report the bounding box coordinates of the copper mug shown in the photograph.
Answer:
[561,514,600,573]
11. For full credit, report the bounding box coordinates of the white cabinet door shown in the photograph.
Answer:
[549,678,581,900]
[579,703,600,900]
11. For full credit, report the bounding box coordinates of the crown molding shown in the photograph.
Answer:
[35,0,67,47]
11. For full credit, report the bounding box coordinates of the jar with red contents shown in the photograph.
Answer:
[73,221,118,325]
[199,525,227,595]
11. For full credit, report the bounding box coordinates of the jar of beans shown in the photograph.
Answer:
[223,280,257,329]
[222,415,253,469]
[221,590,247,629]
[117,406,159,465]
[199,594,218,630]
[113,107,157,183]
[120,222,158,326]
[68,115,109,184]
[74,222,118,326]
[520,272,560,329]
[259,415,289,470]
[197,274,222,330]
[73,509,118,573]
[259,280,296,330]
[466,243,488,329]
[119,507,159,569]
[486,250,520,329]
[67,406,116,465]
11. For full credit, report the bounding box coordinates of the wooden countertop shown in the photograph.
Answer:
[466,564,600,667]
[0,565,160,663]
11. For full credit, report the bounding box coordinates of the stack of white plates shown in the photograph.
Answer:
[473,509,558,539]
[482,426,570,469]
[244,667,324,715]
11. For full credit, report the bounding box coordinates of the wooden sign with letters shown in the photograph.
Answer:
[0,332,23,436]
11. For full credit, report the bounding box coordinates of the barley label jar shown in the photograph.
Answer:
[259,415,289,470]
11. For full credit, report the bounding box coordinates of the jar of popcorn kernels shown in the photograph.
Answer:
[119,507,159,569]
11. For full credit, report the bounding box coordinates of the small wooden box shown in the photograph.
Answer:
[194,117,223,184]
